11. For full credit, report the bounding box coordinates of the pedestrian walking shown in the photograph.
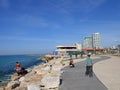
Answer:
[85,54,93,77]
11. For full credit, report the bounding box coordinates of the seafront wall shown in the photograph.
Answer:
[4,56,64,90]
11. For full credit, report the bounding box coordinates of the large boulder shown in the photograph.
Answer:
[43,66,51,71]
[19,77,25,82]
[27,84,41,90]
[52,66,62,72]
[20,74,42,89]
[41,75,60,89]
[5,81,20,90]
[11,73,21,81]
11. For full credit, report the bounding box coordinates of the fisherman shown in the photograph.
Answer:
[15,62,21,75]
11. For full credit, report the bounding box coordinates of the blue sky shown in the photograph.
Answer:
[0,0,120,55]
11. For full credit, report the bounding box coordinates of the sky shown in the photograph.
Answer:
[0,0,120,55]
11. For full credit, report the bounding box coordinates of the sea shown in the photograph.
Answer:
[0,54,45,83]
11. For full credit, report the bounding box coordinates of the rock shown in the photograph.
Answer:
[52,66,62,72]
[27,84,41,90]
[0,88,5,90]
[36,70,47,75]
[6,57,63,90]
[5,81,20,90]
[41,75,60,89]
[19,77,25,82]
[24,74,42,82]
[25,71,36,77]
[19,74,42,89]
[43,66,50,71]
[26,68,32,73]
[12,87,27,90]
[11,73,21,81]
[19,81,28,89]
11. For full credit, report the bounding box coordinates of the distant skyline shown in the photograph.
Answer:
[0,0,120,55]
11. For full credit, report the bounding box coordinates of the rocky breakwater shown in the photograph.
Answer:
[5,58,64,90]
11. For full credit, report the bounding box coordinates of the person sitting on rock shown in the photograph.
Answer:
[15,62,21,75]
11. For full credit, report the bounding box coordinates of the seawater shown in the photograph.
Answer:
[0,55,44,83]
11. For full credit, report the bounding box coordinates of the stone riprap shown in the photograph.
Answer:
[5,57,66,90]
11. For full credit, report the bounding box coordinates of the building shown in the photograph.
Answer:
[55,43,82,55]
[92,33,102,48]
[75,43,82,50]
[82,33,103,54]
[82,37,92,48]
[55,33,103,55]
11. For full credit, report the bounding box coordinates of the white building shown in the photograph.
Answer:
[82,33,102,49]
[92,33,102,48]
[82,37,92,48]
[55,43,82,55]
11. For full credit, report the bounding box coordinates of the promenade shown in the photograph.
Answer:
[3,55,120,90]
[94,55,120,90]
[59,55,120,90]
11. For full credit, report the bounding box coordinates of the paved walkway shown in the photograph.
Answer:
[94,55,120,90]
[59,56,110,90]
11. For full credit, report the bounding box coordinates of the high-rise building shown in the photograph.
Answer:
[82,33,102,48]
[92,33,102,48]
[82,37,92,48]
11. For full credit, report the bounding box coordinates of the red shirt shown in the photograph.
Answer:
[16,63,21,69]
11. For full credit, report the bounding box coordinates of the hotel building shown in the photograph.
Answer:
[82,33,103,54]
[82,37,92,48]
[92,33,102,48]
